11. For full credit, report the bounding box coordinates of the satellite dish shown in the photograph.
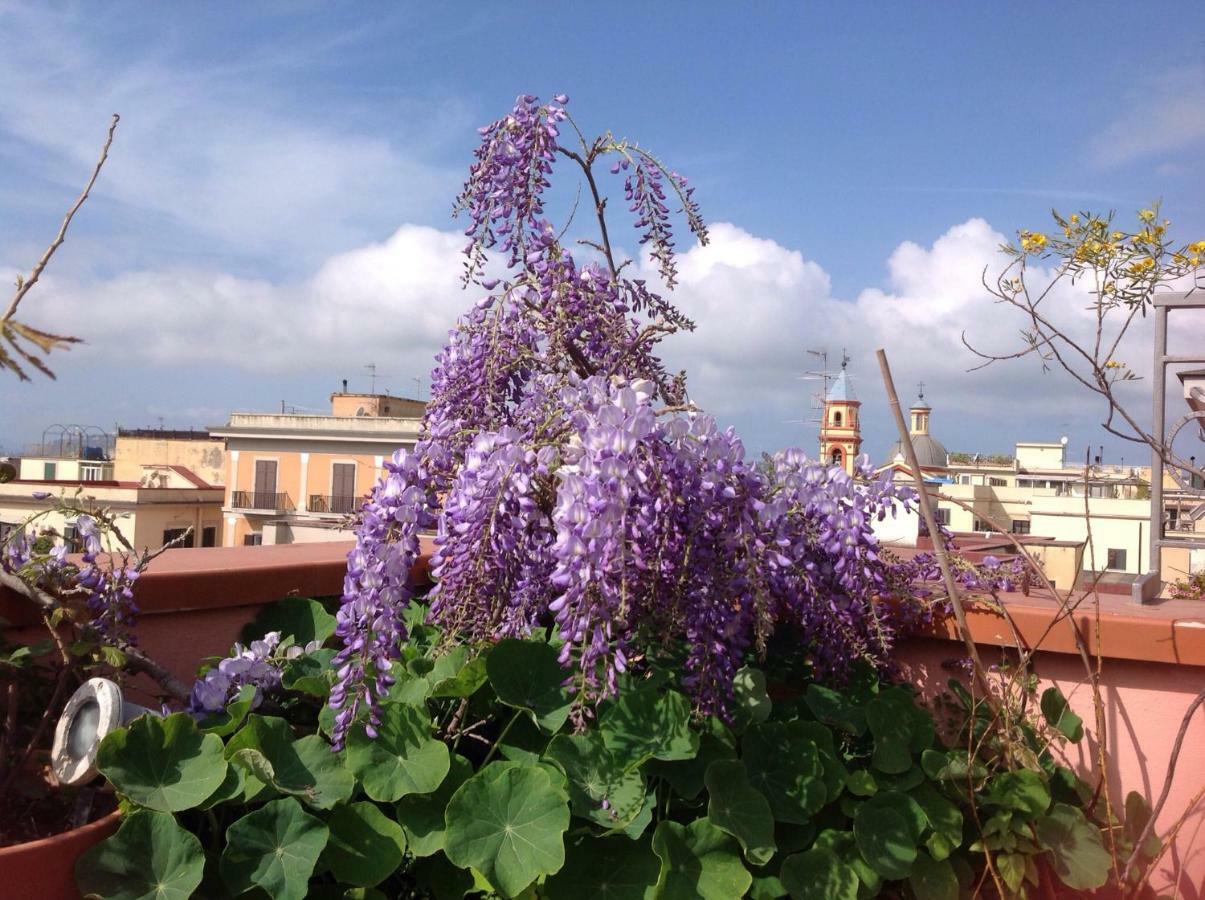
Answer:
[1060,436,1069,446]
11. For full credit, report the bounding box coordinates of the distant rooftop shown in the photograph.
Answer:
[117,427,214,441]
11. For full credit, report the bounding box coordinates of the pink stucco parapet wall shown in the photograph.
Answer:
[1,540,1201,893]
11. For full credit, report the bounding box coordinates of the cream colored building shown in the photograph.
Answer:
[210,392,424,547]
[113,429,226,487]
[0,461,224,551]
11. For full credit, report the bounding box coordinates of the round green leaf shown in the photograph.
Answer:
[730,667,772,731]
[910,783,963,861]
[346,701,450,802]
[908,850,958,900]
[544,835,661,899]
[814,829,881,896]
[866,688,932,774]
[1034,803,1111,891]
[651,818,752,900]
[395,753,474,857]
[704,759,776,865]
[1040,686,1084,743]
[647,729,736,801]
[76,810,205,900]
[985,769,1051,819]
[742,721,826,823]
[545,731,648,831]
[487,638,574,732]
[444,763,571,897]
[853,792,925,880]
[779,847,858,900]
[600,687,699,767]
[97,712,228,812]
[225,716,354,809]
[322,801,407,887]
[220,797,329,900]
[243,596,336,645]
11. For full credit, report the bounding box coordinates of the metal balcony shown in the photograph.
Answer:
[230,490,293,512]
[308,494,360,515]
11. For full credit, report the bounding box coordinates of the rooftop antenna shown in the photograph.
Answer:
[413,376,423,400]
[365,363,378,394]
[802,348,831,430]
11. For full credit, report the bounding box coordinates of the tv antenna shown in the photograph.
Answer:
[364,363,392,395]
[801,347,849,429]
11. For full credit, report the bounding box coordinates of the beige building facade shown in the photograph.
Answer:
[210,393,423,546]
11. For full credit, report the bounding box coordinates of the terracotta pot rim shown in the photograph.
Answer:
[0,807,120,857]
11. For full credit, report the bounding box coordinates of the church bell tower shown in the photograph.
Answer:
[818,357,862,475]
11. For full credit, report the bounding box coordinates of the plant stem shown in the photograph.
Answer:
[481,709,522,766]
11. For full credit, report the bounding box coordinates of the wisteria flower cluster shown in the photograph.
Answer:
[327,94,942,748]
[1,510,142,641]
[188,631,322,715]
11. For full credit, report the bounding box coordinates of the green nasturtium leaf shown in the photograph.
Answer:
[543,835,660,900]
[749,875,788,899]
[730,667,772,732]
[346,701,451,802]
[76,810,205,900]
[282,648,337,697]
[853,792,926,881]
[242,596,337,645]
[395,754,474,857]
[225,716,353,809]
[487,638,574,733]
[651,818,752,900]
[866,687,933,774]
[601,687,699,767]
[197,683,258,736]
[742,721,826,823]
[430,654,488,698]
[814,829,881,897]
[1040,686,1085,743]
[910,783,964,861]
[704,760,776,865]
[908,850,959,900]
[804,683,867,735]
[846,769,877,797]
[647,729,736,801]
[545,731,648,831]
[96,712,228,812]
[321,801,408,887]
[444,763,571,897]
[1034,803,1112,891]
[985,769,1051,819]
[779,847,858,900]
[793,720,847,801]
[920,748,987,786]
[220,797,329,900]
[1124,790,1161,859]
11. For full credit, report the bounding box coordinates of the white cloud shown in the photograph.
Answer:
[1089,65,1205,168]
[0,4,464,270]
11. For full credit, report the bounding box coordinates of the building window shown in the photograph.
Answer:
[830,448,843,467]
[243,532,263,547]
[1011,519,1030,535]
[332,462,357,514]
[833,411,843,427]
[973,517,992,532]
[43,462,57,480]
[201,526,217,548]
[933,508,951,526]
[959,475,972,485]
[1106,548,1127,571]
[62,524,78,553]
[163,528,195,549]
[988,477,1007,487]
[80,463,104,481]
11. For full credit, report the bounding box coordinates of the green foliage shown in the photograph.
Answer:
[78,602,1129,898]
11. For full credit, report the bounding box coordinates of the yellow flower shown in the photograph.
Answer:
[1127,257,1155,275]
[1020,231,1048,252]
[1070,213,1079,224]
[1139,209,1156,222]
[1188,240,1205,254]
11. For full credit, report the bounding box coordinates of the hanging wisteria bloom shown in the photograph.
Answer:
[328,94,961,747]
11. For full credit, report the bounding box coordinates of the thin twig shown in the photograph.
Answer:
[3,114,120,324]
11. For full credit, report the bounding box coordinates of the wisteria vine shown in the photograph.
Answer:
[326,94,1012,749]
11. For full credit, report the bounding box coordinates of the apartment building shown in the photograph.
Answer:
[0,440,224,550]
[210,392,424,546]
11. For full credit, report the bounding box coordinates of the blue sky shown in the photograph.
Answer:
[2,2,1203,466]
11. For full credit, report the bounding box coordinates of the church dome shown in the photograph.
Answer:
[885,434,949,469]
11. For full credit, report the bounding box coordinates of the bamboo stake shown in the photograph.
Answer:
[876,348,996,703]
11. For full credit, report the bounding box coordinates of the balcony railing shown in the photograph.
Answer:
[308,494,360,515]
[230,490,293,512]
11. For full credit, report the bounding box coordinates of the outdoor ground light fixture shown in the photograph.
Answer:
[51,677,157,786]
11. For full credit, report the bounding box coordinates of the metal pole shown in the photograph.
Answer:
[1144,304,1167,602]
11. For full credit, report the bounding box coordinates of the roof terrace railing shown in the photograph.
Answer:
[230,490,294,512]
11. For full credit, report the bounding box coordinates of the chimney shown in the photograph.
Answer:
[342,379,348,393]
